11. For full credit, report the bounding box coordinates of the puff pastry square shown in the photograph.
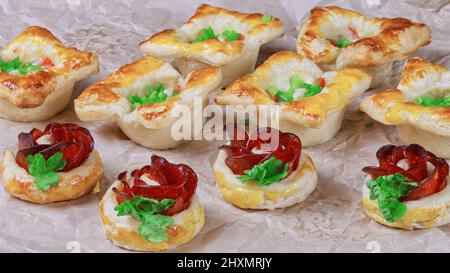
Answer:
[74,55,221,150]
[360,57,450,158]
[139,4,284,87]
[297,6,431,88]
[215,51,371,147]
[0,26,99,122]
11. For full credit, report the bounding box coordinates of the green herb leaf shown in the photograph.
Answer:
[129,83,178,110]
[114,196,175,243]
[0,57,42,75]
[238,156,289,186]
[334,39,353,48]
[366,173,418,222]
[138,214,175,243]
[192,27,217,43]
[413,96,450,108]
[270,75,323,102]
[364,121,374,128]
[26,152,66,191]
[221,28,240,42]
[262,14,272,23]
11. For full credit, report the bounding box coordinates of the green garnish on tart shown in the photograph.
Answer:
[366,173,418,222]
[26,152,66,191]
[192,27,240,43]
[334,38,353,48]
[267,75,323,102]
[238,156,289,186]
[114,195,175,243]
[413,96,450,108]
[0,57,42,75]
[129,83,179,110]
[262,14,272,23]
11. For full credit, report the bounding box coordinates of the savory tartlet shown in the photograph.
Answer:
[0,26,99,122]
[360,58,450,158]
[297,6,431,88]
[213,127,317,209]
[74,55,221,150]
[139,4,284,87]
[99,155,204,251]
[215,51,371,147]
[1,123,103,204]
[362,144,449,230]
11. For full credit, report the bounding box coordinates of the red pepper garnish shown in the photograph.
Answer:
[40,57,54,68]
[348,26,359,40]
[113,155,198,216]
[220,126,301,178]
[317,77,326,88]
[362,144,449,201]
[15,123,94,173]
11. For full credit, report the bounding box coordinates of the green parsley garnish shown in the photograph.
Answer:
[267,75,323,102]
[26,152,66,191]
[413,96,450,108]
[191,27,240,43]
[0,57,42,75]
[262,14,272,23]
[366,173,418,222]
[334,39,353,48]
[238,156,289,186]
[114,195,175,243]
[364,121,374,128]
[129,83,178,110]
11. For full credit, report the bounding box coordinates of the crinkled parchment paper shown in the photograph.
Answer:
[0,0,449,253]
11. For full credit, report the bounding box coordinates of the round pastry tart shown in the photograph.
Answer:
[215,51,371,147]
[0,26,99,122]
[139,4,284,87]
[74,55,221,150]
[360,58,450,158]
[213,126,317,209]
[1,123,103,204]
[297,6,431,88]
[99,155,204,251]
[362,144,449,230]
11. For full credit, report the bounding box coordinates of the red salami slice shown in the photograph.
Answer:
[362,144,449,201]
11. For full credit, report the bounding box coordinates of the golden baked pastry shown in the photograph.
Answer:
[74,55,221,150]
[1,123,103,204]
[139,4,284,87]
[99,155,204,251]
[360,58,450,158]
[215,51,371,147]
[0,26,99,122]
[362,144,449,230]
[213,127,318,209]
[297,6,431,88]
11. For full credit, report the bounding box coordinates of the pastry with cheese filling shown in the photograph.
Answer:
[1,123,103,204]
[360,58,450,158]
[74,55,221,150]
[99,154,204,251]
[297,6,431,88]
[215,51,371,147]
[213,127,317,209]
[139,4,284,87]
[0,26,99,122]
[362,144,449,230]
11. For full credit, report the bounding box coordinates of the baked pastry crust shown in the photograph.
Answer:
[74,55,221,149]
[213,150,317,209]
[360,58,450,158]
[297,6,431,88]
[362,175,450,230]
[139,4,284,87]
[99,180,205,251]
[215,51,371,146]
[1,149,103,204]
[0,26,99,122]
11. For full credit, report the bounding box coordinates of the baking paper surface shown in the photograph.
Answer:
[0,0,449,253]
